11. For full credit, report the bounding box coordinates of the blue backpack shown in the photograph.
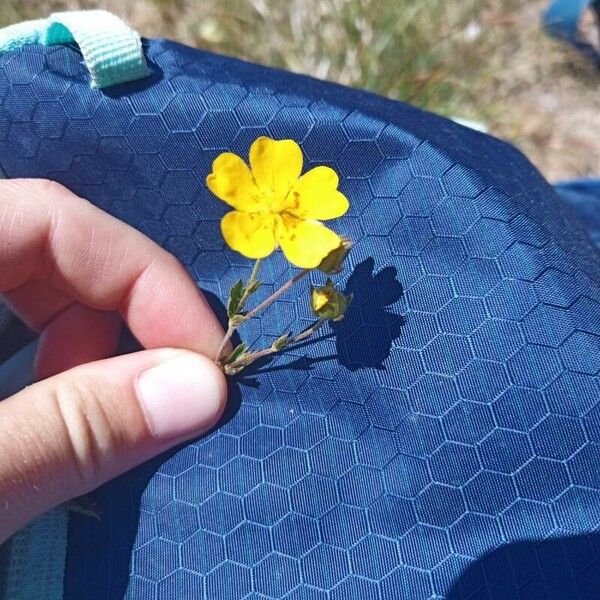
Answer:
[1,10,599,600]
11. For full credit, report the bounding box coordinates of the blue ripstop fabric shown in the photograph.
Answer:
[544,0,593,40]
[554,179,600,249]
[543,0,600,64]
[0,38,599,600]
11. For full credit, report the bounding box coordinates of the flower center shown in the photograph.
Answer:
[269,189,300,214]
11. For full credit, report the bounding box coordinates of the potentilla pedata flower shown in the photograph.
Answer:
[206,136,349,268]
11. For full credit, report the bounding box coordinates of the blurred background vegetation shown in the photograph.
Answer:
[1,0,598,180]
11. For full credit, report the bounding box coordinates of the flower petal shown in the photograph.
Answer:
[290,166,349,220]
[249,137,303,196]
[276,214,342,269]
[207,152,266,211]
[221,211,277,259]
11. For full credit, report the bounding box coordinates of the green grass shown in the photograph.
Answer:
[158,0,489,119]
[1,0,598,179]
[0,0,486,117]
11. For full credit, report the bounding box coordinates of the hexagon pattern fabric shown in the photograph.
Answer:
[1,39,600,600]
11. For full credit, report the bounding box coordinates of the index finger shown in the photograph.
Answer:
[0,179,225,359]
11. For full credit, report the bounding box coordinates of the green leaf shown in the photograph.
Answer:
[227,279,245,317]
[272,333,291,351]
[223,342,248,365]
[64,496,101,520]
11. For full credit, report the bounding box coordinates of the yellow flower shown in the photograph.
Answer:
[206,136,349,269]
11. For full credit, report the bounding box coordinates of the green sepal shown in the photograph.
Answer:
[317,237,352,274]
[332,292,353,321]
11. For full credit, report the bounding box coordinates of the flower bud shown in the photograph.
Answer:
[317,237,352,274]
[310,279,352,321]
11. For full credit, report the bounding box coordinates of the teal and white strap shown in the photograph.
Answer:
[0,10,150,88]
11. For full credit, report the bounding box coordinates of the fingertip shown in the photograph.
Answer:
[135,351,228,442]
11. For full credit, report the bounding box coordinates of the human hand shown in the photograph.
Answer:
[0,179,227,543]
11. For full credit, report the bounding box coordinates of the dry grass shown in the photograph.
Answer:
[1,0,599,180]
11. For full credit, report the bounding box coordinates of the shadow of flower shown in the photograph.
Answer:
[332,257,405,370]
[239,257,404,377]
[445,534,600,599]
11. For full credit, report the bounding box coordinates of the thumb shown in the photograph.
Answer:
[0,349,227,543]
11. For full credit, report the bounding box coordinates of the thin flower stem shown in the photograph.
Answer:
[224,319,326,374]
[292,318,327,343]
[216,329,232,362]
[250,257,262,281]
[216,258,262,362]
[216,266,311,363]
[243,268,310,322]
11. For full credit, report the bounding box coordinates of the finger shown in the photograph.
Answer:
[4,281,72,331]
[0,179,224,358]
[0,348,227,543]
[6,285,123,378]
[34,305,122,379]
